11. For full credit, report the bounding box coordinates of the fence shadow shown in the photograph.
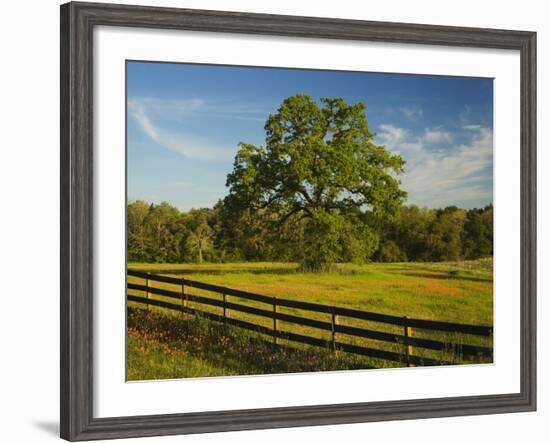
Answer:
[387,268,493,283]
[132,267,298,276]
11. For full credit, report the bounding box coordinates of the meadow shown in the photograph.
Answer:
[127,258,493,380]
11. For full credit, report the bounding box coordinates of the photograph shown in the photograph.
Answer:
[125,61,494,381]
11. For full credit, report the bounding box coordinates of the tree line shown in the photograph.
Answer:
[127,200,492,264]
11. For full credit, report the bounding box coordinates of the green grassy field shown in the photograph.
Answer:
[127,259,493,380]
[128,308,379,380]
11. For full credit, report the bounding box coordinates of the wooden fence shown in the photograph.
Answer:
[127,269,493,367]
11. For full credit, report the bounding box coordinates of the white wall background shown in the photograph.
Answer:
[0,0,546,442]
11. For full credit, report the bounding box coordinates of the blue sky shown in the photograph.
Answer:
[127,61,493,211]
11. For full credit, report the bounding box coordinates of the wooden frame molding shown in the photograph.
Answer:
[60,2,536,440]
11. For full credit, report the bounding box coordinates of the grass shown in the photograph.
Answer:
[127,258,493,380]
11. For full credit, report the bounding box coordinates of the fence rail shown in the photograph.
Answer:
[127,269,493,366]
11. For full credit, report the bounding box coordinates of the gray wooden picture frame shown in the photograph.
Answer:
[60,1,537,441]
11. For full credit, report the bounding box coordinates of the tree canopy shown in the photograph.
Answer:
[224,94,407,270]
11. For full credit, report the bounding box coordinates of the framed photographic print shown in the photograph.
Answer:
[60,1,536,441]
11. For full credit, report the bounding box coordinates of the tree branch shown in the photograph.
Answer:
[277,205,313,226]
[297,185,313,204]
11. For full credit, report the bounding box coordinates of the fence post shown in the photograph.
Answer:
[223,293,227,327]
[273,297,278,345]
[403,316,413,367]
[180,280,185,319]
[185,282,189,311]
[145,273,150,316]
[331,311,338,352]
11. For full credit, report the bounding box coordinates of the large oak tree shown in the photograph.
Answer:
[224,94,407,270]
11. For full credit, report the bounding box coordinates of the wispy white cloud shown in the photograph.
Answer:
[130,96,269,120]
[421,128,453,145]
[133,97,206,115]
[376,124,454,155]
[463,124,482,131]
[459,104,473,125]
[128,98,234,162]
[400,106,423,122]
[376,124,411,153]
[129,99,159,140]
[376,124,493,207]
